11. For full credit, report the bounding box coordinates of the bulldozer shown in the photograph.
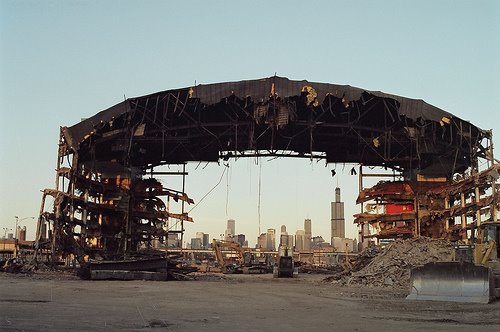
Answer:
[273,246,298,278]
[407,222,500,303]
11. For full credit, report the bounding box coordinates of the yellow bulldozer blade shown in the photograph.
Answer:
[406,262,494,304]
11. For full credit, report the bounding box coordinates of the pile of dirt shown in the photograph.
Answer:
[325,237,454,289]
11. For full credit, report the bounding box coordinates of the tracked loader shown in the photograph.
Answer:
[273,246,298,278]
[407,222,500,303]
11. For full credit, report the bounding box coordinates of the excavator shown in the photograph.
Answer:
[407,222,500,303]
[212,239,244,274]
[212,240,271,274]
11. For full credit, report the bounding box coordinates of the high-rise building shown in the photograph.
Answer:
[203,233,210,249]
[266,228,276,251]
[225,219,236,241]
[280,234,288,247]
[196,231,209,249]
[191,237,202,249]
[295,229,305,252]
[17,226,27,241]
[331,187,346,244]
[236,234,246,247]
[280,234,294,248]
[166,233,181,248]
[227,219,235,235]
[304,219,312,251]
[257,233,267,249]
[279,225,290,247]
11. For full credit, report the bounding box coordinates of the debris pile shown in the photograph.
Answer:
[347,246,382,273]
[298,264,345,274]
[325,237,454,288]
[81,255,198,281]
[0,258,52,274]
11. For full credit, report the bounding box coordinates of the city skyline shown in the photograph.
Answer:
[191,216,348,250]
[1,1,497,250]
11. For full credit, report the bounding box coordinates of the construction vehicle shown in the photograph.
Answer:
[212,239,244,274]
[273,246,298,278]
[407,222,500,303]
[212,240,270,274]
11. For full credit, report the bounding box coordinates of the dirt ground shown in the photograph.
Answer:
[0,272,499,331]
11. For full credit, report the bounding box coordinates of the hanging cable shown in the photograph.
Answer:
[188,165,228,213]
[225,161,230,216]
[258,161,262,235]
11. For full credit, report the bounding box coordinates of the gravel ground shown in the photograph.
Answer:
[0,272,499,331]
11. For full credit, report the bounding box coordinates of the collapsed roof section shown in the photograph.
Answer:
[62,76,490,178]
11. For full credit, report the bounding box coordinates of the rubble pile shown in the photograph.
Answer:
[348,246,382,272]
[326,237,454,288]
[298,264,345,274]
[0,258,52,274]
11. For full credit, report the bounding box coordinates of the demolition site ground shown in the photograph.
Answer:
[1,273,499,332]
[4,77,499,331]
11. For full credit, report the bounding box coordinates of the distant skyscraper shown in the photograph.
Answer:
[225,219,236,241]
[266,228,276,251]
[280,234,288,247]
[203,233,210,249]
[196,231,208,248]
[166,233,181,247]
[236,234,246,247]
[257,233,267,249]
[18,226,27,242]
[227,219,235,234]
[280,234,294,248]
[304,219,312,251]
[191,238,202,249]
[279,225,289,247]
[295,229,305,252]
[331,187,346,243]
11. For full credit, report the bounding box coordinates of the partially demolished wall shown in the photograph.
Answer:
[355,164,499,242]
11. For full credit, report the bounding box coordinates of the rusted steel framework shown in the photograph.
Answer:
[355,164,499,244]
[34,76,495,263]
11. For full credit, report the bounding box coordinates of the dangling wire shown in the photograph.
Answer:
[188,165,228,213]
[258,161,262,235]
[225,161,230,216]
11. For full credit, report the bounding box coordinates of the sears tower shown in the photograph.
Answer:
[331,187,345,241]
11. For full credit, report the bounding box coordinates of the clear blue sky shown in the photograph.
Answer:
[1,0,498,246]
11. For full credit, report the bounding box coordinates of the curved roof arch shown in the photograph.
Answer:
[63,76,489,178]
